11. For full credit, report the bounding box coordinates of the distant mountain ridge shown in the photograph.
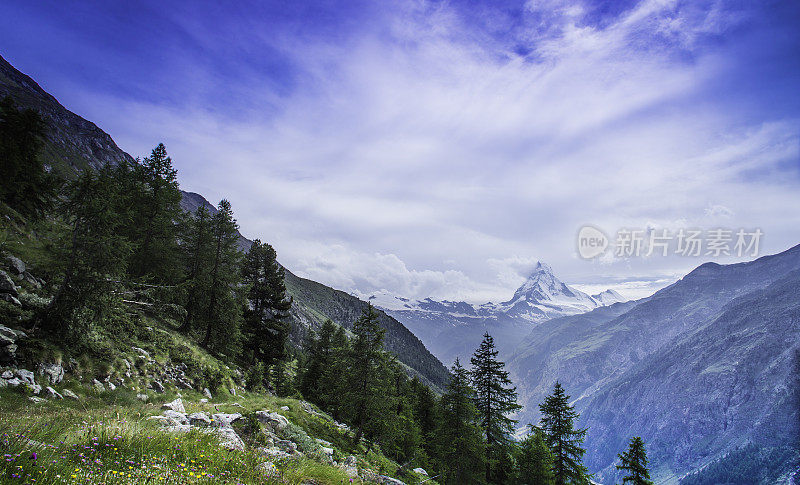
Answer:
[507,244,800,483]
[0,52,449,390]
[370,261,625,366]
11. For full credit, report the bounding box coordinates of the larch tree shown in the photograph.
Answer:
[470,332,521,483]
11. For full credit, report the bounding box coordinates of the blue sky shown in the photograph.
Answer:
[2,0,799,302]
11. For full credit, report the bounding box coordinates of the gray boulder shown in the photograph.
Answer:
[37,362,64,385]
[136,393,148,402]
[4,255,25,275]
[0,270,17,295]
[16,369,35,385]
[62,389,79,400]
[28,383,42,394]
[92,379,105,392]
[203,388,212,399]
[162,410,189,425]
[255,411,289,431]
[211,413,242,427]
[45,386,63,399]
[188,412,212,425]
[29,396,46,404]
[161,398,185,413]
[1,370,13,379]
[207,427,245,451]
[5,377,22,387]
[413,467,428,476]
[0,325,24,345]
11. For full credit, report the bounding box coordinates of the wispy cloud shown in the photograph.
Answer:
[3,0,798,302]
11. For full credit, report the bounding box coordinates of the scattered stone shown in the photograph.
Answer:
[1,370,13,379]
[259,447,295,460]
[16,369,35,385]
[45,386,63,399]
[211,413,242,427]
[162,410,190,425]
[106,381,116,391]
[150,380,165,393]
[28,383,42,395]
[255,411,289,431]
[280,405,289,411]
[207,427,245,451]
[199,398,208,403]
[0,270,18,295]
[203,388,212,399]
[62,389,79,400]
[136,393,149,402]
[320,446,334,458]
[37,362,64,385]
[315,438,332,447]
[92,379,105,392]
[188,412,212,425]
[28,396,46,404]
[413,468,428,476]
[5,377,22,387]
[4,255,25,275]
[229,387,237,396]
[162,398,186,413]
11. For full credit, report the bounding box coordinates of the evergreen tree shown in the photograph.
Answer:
[319,324,350,419]
[199,199,243,358]
[539,382,589,485]
[300,319,337,403]
[383,365,422,463]
[126,143,183,282]
[616,437,653,485]
[179,206,213,333]
[410,375,439,462]
[517,426,555,485]
[40,167,129,337]
[470,332,521,483]
[0,96,57,219]
[343,304,389,443]
[241,239,292,368]
[434,358,486,485]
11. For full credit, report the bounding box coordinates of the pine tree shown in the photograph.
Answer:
[539,382,590,485]
[344,304,389,443]
[40,167,129,337]
[241,239,292,367]
[0,96,57,219]
[179,206,213,334]
[517,426,555,485]
[470,332,522,483]
[434,358,486,485]
[616,437,653,485]
[319,325,350,419]
[126,143,183,282]
[410,375,438,462]
[199,200,243,358]
[300,319,337,403]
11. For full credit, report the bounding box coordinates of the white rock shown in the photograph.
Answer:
[255,411,289,431]
[15,369,35,385]
[413,467,428,476]
[211,413,242,427]
[62,389,79,400]
[45,387,63,399]
[161,398,185,413]
[188,412,212,425]
[280,405,290,411]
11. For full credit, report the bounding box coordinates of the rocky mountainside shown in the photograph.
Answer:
[372,261,624,366]
[0,52,449,390]
[507,245,800,483]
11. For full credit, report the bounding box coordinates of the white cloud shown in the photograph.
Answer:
[61,0,800,303]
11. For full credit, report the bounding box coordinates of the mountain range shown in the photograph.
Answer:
[370,261,625,366]
[507,245,800,483]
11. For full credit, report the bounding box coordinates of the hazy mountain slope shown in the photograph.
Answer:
[508,244,800,483]
[376,262,625,366]
[284,271,450,390]
[582,269,800,483]
[0,52,449,390]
